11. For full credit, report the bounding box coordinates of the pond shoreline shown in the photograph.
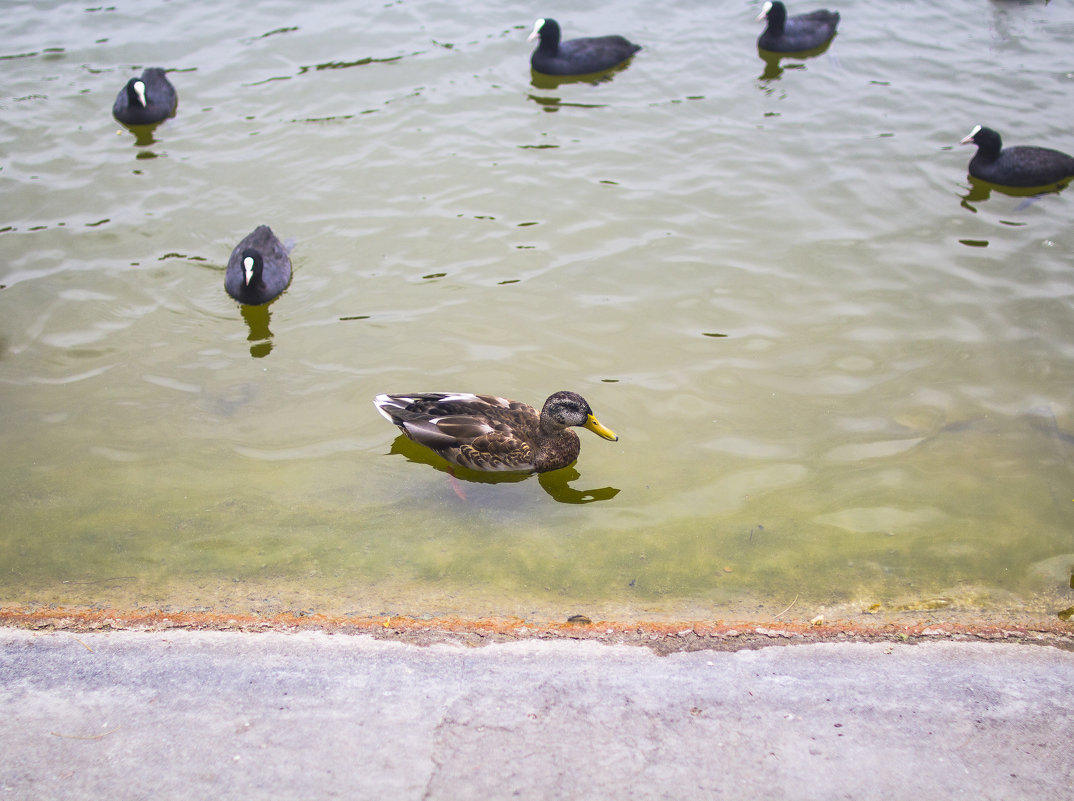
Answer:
[3,605,1071,653]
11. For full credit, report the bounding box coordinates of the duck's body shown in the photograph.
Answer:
[757,1,839,53]
[225,225,292,306]
[112,68,177,126]
[960,125,1074,188]
[528,18,641,76]
[374,391,618,473]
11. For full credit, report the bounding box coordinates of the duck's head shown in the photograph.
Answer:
[542,391,618,440]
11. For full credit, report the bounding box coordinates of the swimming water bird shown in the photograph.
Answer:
[374,391,618,473]
[528,18,641,76]
[224,225,292,306]
[757,1,840,53]
[112,68,178,126]
[959,125,1074,188]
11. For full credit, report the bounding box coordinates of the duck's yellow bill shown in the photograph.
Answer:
[584,415,618,441]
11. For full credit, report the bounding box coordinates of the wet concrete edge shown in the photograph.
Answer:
[2,606,1072,654]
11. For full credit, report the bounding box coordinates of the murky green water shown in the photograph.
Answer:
[2,0,1073,622]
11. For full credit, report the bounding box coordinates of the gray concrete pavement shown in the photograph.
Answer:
[1,628,1072,800]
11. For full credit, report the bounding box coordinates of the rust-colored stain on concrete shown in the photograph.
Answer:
[2,606,1071,653]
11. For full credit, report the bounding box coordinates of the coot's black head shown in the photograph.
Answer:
[960,125,1002,159]
[528,18,561,51]
[125,78,148,108]
[241,249,264,288]
[758,1,787,32]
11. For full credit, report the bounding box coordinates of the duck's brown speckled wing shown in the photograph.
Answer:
[374,393,541,472]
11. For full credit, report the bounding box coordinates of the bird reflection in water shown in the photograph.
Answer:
[387,435,620,505]
[240,303,274,358]
[756,42,837,82]
[529,65,631,92]
[958,174,1068,213]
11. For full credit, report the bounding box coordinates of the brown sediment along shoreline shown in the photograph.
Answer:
[2,606,1071,654]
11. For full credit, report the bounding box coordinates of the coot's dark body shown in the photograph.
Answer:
[225,225,292,306]
[528,18,641,76]
[112,68,177,126]
[757,1,840,53]
[960,125,1074,188]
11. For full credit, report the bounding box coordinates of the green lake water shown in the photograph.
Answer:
[1,0,1073,622]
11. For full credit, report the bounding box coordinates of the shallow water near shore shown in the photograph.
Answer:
[1,0,1073,623]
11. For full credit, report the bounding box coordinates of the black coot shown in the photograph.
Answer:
[225,225,293,306]
[112,68,177,126]
[757,1,840,53]
[528,18,641,76]
[959,125,1074,188]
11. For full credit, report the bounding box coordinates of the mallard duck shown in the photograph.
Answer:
[112,68,178,126]
[757,2,840,53]
[225,225,293,306]
[374,391,618,473]
[959,125,1074,188]
[527,18,641,76]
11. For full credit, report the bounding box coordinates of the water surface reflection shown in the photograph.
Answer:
[239,303,274,358]
[756,41,835,81]
[388,435,620,505]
